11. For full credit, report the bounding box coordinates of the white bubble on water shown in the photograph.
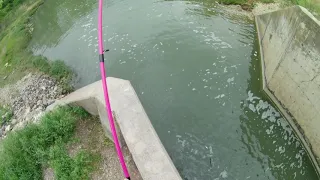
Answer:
[246,91,260,101]
[224,67,228,73]
[81,23,92,28]
[295,152,303,168]
[227,77,234,83]
[248,104,256,112]
[194,149,198,155]
[278,146,285,154]
[220,170,228,178]
[231,65,237,69]
[192,88,196,91]
[266,125,274,134]
[255,100,269,112]
[221,42,232,48]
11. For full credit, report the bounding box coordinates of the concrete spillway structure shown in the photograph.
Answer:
[256,5,320,174]
[47,77,182,180]
[44,5,320,179]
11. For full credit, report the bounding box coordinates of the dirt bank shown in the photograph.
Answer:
[221,2,281,20]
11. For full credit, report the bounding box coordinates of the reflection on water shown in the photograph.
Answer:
[30,0,97,49]
[29,0,319,179]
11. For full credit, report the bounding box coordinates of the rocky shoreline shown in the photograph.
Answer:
[220,2,281,20]
[0,73,64,138]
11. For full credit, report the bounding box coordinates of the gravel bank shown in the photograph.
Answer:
[0,73,64,137]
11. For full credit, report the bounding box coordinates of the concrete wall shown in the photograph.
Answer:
[256,6,320,174]
[47,77,182,180]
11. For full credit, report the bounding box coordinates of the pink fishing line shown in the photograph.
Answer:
[98,0,130,179]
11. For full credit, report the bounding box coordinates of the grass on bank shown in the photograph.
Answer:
[289,0,320,14]
[0,104,13,125]
[0,106,100,179]
[217,0,274,5]
[0,0,73,92]
[217,0,320,14]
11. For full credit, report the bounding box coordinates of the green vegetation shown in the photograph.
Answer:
[0,106,99,179]
[0,0,25,23]
[0,105,13,125]
[218,0,247,5]
[288,0,320,14]
[49,144,97,179]
[0,0,73,92]
[215,0,320,14]
[32,57,73,92]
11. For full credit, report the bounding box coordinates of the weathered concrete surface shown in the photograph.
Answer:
[256,6,320,174]
[48,77,182,180]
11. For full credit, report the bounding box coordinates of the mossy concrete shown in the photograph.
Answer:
[256,5,320,175]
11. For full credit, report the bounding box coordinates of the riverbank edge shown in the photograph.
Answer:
[255,7,320,177]
[0,0,74,137]
[0,0,74,91]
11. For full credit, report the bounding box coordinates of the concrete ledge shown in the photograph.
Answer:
[256,6,320,176]
[47,77,182,180]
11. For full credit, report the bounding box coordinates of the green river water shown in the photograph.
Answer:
[29,0,319,179]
